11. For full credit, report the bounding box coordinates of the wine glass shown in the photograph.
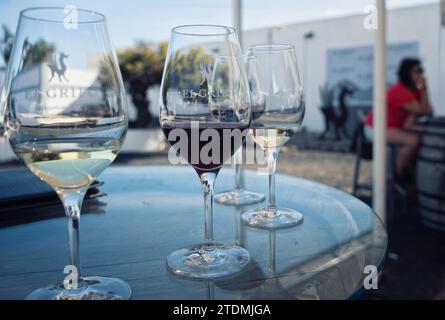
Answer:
[242,44,305,229]
[2,7,130,299]
[160,25,251,279]
[213,51,268,207]
[213,55,264,206]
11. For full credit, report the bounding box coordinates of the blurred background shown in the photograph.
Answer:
[0,0,441,136]
[1,0,445,299]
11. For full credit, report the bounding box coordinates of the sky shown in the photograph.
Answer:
[0,0,438,52]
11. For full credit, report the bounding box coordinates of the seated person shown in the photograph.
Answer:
[364,58,433,178]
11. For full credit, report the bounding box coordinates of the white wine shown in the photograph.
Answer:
[250,109,303,149]
[8,116,127,190]
[14,138,120,189]
[250,127,298,149]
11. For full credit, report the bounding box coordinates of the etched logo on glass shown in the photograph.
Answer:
[48,52,69,82]
[199,61,213,87]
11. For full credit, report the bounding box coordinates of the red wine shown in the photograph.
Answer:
[162,121,248,175]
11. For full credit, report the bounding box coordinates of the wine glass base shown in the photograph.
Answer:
[214,189,265,206]
[242,208,304,230]
[25,276,131,300]
[167,243,251,279]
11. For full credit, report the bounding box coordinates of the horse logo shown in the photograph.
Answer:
[199,61,213,86]
[48,52,69,82]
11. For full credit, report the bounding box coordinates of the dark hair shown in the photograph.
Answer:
[398,58,421,90]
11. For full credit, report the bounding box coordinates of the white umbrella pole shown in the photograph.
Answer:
[233,0,243,49]
[373,0,387,223]
[442,0,445,25]
[440,1,445,110]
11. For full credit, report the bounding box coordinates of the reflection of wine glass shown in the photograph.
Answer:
[159,25,251,279]
[205,280,215,300]
[3,8,130,299]
[213,205,265,292]
[248,230,293,299]
[242,45,305,230]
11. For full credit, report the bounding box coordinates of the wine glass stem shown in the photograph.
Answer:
[200,172,217,249]
[266,148,279,212]
[234,148,244,191]
[60,190,86,289]
[236,207,243,246]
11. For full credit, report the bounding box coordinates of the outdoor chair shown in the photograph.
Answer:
[351,123,408,220]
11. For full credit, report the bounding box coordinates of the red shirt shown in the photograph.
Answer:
[364,82,421,128]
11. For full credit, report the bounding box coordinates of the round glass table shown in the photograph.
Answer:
[0,165,387,300]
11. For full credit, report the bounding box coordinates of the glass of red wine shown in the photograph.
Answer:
[159,25,252,279]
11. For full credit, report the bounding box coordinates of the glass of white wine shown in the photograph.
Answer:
[242,44,305,229]
[2,7,130,299]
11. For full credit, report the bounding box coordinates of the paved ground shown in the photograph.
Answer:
[362,214,445,300]
[116,144,372,194]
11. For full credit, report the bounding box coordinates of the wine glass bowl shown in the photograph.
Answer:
[160,25,252,279]
[3,7,130,299]
[242,44,305,230]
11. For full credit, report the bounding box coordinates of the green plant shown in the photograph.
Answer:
[117,42,167,128]
[0,25,14,65]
